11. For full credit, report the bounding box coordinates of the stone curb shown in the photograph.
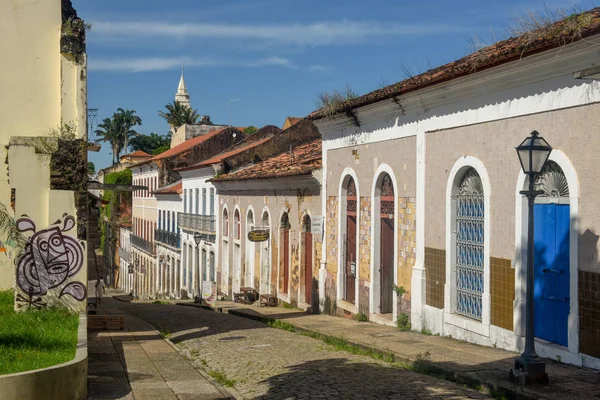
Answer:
[226,308,537,400]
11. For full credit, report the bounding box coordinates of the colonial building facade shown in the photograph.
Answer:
[313,12,600,368]
[155,182,183,298]
[213,139,323,310]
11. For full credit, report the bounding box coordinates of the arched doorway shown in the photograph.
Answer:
[210,251,216,282]
[176,260,181,295]
[280,212,291,294]
[302,214,313,305]
[202,248,207,283]
[222,207,230,296]
[260,211,271,294]
[375,173,395,314]
[343,177,357,302]
[453,168,484,321]
[233,209,242,292]
[187,244,193,293]
[245,210,255,287]
[166,256,171,297]
[531,161,570,346]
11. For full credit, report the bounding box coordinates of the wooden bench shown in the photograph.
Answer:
[260,294,277,307]
[88,315,125,330]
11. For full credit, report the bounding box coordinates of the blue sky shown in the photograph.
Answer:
[78,0,598,170]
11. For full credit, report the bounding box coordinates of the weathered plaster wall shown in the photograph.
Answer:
[218,184,322,307]
[425,102,600,266]
[0,1,87,289]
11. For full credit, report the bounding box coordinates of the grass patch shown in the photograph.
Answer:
[0,290,78,375]
[160,329,171,338]
[420,327,433,336]
[396,313,411,331]
[152,300,169,305]
[267,319,295,332]
[354,312,368,322]
[208,368,236,387]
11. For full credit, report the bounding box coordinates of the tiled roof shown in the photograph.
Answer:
[153,181,183,195]
[179,137,272,171]
[151,127,233,160]
[309,7,600,119]
[121,150,151,158]
[213,139,322,182]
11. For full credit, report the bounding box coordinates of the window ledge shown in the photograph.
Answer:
[444,312,490,337]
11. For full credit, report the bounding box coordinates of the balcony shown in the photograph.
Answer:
[155,229,181,249]
[178,213,216,234]
[118,247,131,263]
[131,234,156,255]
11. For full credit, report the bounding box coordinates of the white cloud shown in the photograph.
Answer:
[308,65,332,72]
[90,20,464,46]
[89,56,296,72]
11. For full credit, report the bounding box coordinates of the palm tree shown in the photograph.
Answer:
[115,108,142,154]
[158,101,200,131]
[95,117,122,165]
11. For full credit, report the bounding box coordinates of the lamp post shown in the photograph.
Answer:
[194,233,202,302]
[510,130,552,385]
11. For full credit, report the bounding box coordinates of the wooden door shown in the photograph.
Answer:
[304,231,313,304]
[534,203,570,346]
[380,218,394,313]
[345,215,356,302]
[282,228,290,294]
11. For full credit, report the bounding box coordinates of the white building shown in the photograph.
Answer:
[154,181,183,298]
[177,166,218,299]
[118,226,132,294]
[130,162,159,298]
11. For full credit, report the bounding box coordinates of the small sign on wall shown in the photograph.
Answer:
[311,215,323,235]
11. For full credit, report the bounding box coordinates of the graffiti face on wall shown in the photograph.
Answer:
[15,214,86,309]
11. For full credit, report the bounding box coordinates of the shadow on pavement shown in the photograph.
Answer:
[255,358,487,400]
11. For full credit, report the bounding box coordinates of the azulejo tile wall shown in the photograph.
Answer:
[490,257,515,331]
[425,247,446,309]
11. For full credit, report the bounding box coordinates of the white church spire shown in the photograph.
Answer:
[175,65,191,108]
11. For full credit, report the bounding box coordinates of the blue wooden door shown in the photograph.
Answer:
[533,203,570,346]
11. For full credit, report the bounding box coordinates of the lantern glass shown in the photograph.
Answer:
[516,131,552,174]
[194,233,202,246]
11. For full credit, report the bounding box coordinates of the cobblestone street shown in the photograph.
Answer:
[110,300,490,400]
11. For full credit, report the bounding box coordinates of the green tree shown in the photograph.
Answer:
[244,126,258,134]
[94,109,143,164]
[158,101,200,131]
[88,162,95,175]
[128,133,171,154]
[115,108,142,154]
[94,117,122,165]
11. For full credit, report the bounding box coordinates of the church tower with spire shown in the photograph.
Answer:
[175,66,191,108]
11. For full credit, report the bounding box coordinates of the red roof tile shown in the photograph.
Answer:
[121,150,151,158]
[152,127,234,160]
[213,139,321,182]
[310,8,600,119]
[178,137,272,172]
[153,181,182,195]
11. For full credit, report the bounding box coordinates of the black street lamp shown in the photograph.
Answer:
[193,232,202,246]
[510,130,552,385]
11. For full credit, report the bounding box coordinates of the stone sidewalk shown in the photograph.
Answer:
[201,301,600,400]
[88,296,233,400]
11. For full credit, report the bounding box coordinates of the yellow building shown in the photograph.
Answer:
[0,0,88,312]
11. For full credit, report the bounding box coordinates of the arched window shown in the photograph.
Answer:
[223,208,229,237]
[234,209,241,240]
[210,251,216,282]
[454,168,484,321]
[245,210,255,287]
[342,176,357,302]
[375,172,395,314]
[280,212,291,294]
[260,210,271,294]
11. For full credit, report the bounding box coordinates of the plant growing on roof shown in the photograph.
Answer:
[315,85,359,119]
[158,101,200,131]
